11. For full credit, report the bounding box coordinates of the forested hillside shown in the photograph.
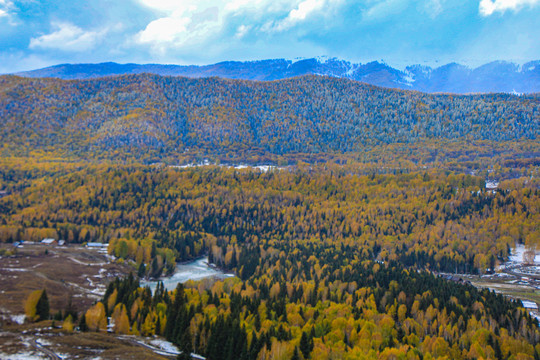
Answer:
[2,162,540,359]
[1,163,538,276]
[0,74,538,164]
[1,73,539,359]
[96,258,539,360]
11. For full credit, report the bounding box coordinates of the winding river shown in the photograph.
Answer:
[141,257,234,292]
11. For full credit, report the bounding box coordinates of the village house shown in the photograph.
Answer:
[41,238,57,246]
[521,300,539,311]
[86,242,108,248]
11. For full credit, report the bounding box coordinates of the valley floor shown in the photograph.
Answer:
[0,322,179,359]
[0,244,130,327]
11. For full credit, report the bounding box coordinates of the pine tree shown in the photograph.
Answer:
[151,257,160,278]
[79,314,88,332]
[138,262,146,278]
[180,329,193,357]
[300,331,313,359]
[35,289,50,321]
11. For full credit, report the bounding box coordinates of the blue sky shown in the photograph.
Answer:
[0,0,538,73]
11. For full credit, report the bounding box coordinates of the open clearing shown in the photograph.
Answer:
[0,243,131,323]
[0,244,185,359]
[0,321,173,359]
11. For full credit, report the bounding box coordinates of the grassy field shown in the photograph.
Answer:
[0,243,132,322]
[469,277,540,305]
[0,244,182,359]
[0,321,174,359]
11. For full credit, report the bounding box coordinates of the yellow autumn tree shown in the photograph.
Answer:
[141,311,156,336]
[85,302,107,332]
[111,303,130,334]
[107,289,118,313]
[24,289,42,321]
[62,314,74,332]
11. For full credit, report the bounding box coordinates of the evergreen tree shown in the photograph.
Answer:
[179,330,193,358]
[300,331,312,359]
[138,262,146,278]
[35,289,50,321]
[78,314,88,332]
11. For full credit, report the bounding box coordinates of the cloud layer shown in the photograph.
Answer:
[0,0,538,73]
[479,0,540,16]
[29,22,107,52]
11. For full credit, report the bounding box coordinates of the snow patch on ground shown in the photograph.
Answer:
[89,287,106,296]
[170,162,285,173]
[485,180,499,189]
[508,244,540,264]
[11,314,25,324]
[94,268,108,278]
[0,267,28,272]
[0,310,26,325]
[0,352,47,360]
[35,338,52,346]
[233,164,278,172]
[142,257,235,292]
[149,339,180,355]
[66,282,104,298]
[68,257,107,266]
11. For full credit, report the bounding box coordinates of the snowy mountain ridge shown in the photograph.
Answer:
[12,58,540,94]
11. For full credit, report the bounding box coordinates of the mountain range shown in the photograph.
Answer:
[13,57,540,94]
[0,74,537,164]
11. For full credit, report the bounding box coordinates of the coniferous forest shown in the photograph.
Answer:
[0,74,538,164]
[0,73,539,359]
[1,161,540,359]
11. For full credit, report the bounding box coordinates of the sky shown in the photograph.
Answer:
[0,0,539,73]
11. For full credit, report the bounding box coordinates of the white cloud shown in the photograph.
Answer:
[267,0,342,32]
[134,0,342,52]
[138,0,194,12]
[235,24,251,38]
[226,0,257,12]
[479,0,540,16]
[135,0,221,51]
[0,0,13,19]
[29,22,107,52]
[136,16,191,45]
[425,0,444,18]
[289,0,325,21]
[135,0,274,52]
[364,0,408,21]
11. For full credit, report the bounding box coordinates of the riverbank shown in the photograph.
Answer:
[141,257,235,292]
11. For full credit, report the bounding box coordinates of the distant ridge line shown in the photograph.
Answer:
[12,58,540,94]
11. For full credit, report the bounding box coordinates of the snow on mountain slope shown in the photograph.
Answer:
[12,58,540,94]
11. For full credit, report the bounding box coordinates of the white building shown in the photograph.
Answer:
[522,300,538,311]
[41,238,57,245]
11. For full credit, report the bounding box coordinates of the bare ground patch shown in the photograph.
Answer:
[0,322,172,359]
[0,244,132,322]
